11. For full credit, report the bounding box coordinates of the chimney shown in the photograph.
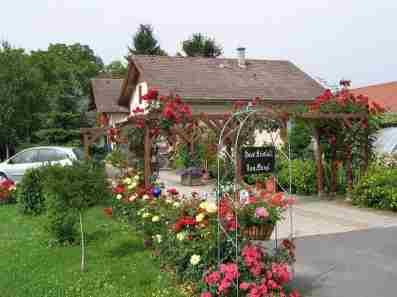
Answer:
[237,47,246,68]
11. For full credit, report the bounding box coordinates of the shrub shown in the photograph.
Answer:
[352,164,397,211]
[17,167,47,215]
[43,161,111,245]
[277,158,317,195]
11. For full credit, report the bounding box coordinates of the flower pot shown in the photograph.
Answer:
[181,173,204,186]
[243,223,275,241]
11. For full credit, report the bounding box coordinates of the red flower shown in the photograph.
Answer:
[167,188,179,195]
[132,107,144,114]
[103,207,113,217]
[113,185,125,194]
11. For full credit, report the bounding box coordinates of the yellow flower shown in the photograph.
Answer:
[152,215,160,222]
[190,254,201,266]
[123,177,132,185]
[173,202,181,208]
[133,175,140,181]
[176,232,186,241]
[199,201,208,210]
[142,212,150,218]
[205,202,217,213]
[196,213,206,222]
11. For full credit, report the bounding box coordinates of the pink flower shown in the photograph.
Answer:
[255,207,269,219]
[288,290,301,297]
[204,271,221,285]
[200,292,212,297]
[240,282,251,290]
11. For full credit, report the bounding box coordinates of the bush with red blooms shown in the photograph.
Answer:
[129,88,192,138]
[0,179,16,204]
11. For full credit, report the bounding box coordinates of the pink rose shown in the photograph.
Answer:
[255,207,269,218]
[200,292,212,297]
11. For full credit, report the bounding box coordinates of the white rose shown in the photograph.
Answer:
[152,215,160,222]
[190,254,201,266]
[154,234,162,243]
[116,194,122,200]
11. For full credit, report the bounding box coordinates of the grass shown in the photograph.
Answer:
[0,205,186,297]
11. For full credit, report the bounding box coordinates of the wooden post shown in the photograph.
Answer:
[144,123,151,188]
[330,144,337,195]
[346,145,353,192]
[84,134,90,160]
[313,127,324,197]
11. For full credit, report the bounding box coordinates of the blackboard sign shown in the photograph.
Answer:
[241,146,275,175]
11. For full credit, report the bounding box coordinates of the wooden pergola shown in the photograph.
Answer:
[81,111,369,194]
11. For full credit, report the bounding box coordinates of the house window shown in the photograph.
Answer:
[138,85,142,105]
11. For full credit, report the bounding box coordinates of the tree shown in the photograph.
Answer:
[0,41,50,159]
[128,24,167,56]
[182,33,222,58]
[104,60,128,78]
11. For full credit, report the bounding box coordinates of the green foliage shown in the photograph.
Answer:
[105,149,128,168]
[352,164,397,211]
[17,167,47,215]
[286,120,313,159]
[128,24,167,56]
[175,143,205,169]
[277,158,317,195]
[182,33,223,58]
[378,113,397,128]
[104,60,128,78]
[43,161,111,244]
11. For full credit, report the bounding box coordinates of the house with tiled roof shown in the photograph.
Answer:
[89,78,129,126]
[351,81,397,113]
[118,49,324,116]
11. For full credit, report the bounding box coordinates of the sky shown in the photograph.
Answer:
[1,0,397,88]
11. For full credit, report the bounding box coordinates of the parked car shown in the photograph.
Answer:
[0,147,84,182]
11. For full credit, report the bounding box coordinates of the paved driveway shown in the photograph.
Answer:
[291,226,397,297]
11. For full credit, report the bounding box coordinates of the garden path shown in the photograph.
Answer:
[159,170,397,239]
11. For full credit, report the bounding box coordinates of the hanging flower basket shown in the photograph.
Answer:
[242,223,275,241]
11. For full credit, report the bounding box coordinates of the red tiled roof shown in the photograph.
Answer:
[119,55,324,107]
[351,81,397,112]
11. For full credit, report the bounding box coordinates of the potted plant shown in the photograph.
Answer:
[238,177,295,241]
[178,167,206,186]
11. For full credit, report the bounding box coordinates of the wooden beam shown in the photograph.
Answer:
[144,124,151,188]
[313,127,324,196]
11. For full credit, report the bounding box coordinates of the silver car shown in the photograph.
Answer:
[0,146,84,182]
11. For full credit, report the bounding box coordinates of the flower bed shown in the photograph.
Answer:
[107,169,300,297]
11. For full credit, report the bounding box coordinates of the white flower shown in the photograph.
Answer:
[128,195,137,202]
[165,199,173,204]
[133,175,140,181]
[152,215,160,222]
[142,194,150,200]
[131,182,138,188]
[142,212,150,218]
[9,186,16,191]
[123,177,132,185]
[176,232,186,241]
[154,234,162,243]
[173,202,181,208]
[190,254,201,266]
[196,213,206,223]
[116,194,122,200]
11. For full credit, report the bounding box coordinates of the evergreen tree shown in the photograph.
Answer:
[128,24,167,56]
[182,33,222,58]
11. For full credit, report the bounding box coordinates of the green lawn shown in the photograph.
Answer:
[0,205,186,297]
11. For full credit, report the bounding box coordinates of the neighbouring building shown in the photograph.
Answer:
[118,48,324,116]
[351,81,397,112]
[89,78,129,127]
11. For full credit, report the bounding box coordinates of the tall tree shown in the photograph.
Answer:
[182,33,222,58]
[0,41,49,159]
[128,24,167,56]
[104,60,128,78]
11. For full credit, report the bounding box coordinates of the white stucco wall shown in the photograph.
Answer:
[130,82,148,115]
